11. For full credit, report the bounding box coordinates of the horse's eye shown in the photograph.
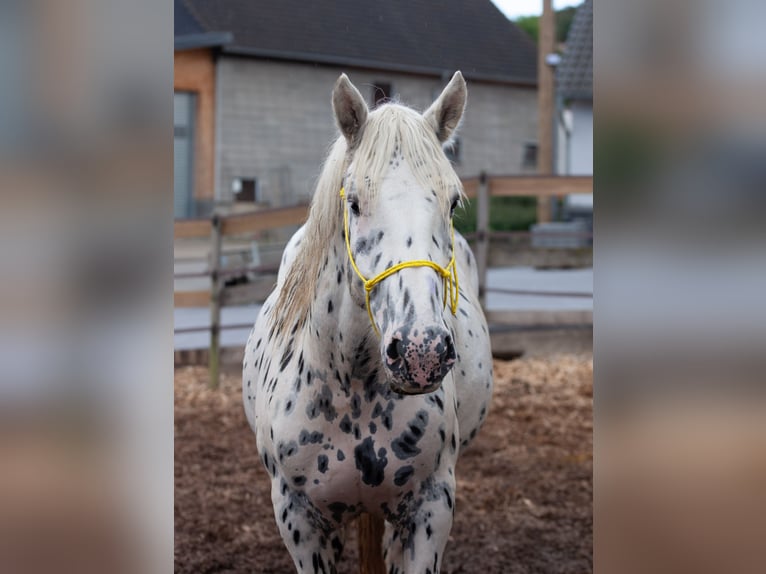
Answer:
[349,200,360,216]
[449,198,459,217]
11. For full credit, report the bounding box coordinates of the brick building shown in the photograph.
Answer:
[174,0,538,218]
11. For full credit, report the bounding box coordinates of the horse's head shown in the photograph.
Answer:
[332,72,467,395]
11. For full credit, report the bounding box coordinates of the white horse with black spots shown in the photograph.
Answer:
[243,72,493,574]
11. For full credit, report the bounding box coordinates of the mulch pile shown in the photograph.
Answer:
[175,355,592,573]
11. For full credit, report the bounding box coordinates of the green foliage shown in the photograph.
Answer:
[513,3,580,44]
[515,15,539,42]
[555,6,578,43]
[453,196,538,234]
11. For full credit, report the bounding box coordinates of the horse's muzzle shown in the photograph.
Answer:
[383,326,456,394]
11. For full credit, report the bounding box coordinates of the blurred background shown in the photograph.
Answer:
[596,0,766,573]
[0,0,172,573]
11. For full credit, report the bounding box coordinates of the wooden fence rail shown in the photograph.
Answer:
[174,174,592,387]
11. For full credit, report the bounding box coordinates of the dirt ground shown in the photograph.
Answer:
[175,354,593,573]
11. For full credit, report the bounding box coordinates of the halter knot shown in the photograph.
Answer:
[340,187,459,336]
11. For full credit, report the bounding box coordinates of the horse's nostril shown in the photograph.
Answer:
[386,338,403,361]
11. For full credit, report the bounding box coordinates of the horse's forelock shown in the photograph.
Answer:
[349,104,462,212]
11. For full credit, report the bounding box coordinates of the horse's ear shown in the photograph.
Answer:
[424,71,467,143]
[332,74,368,146]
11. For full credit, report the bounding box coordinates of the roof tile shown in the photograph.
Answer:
[178,0,537,84]
[557,0,592,100]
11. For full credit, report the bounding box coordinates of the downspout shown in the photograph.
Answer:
[557,96,573,176]
[556,95,574,221]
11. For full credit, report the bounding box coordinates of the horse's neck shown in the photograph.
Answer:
[305,234,380,377]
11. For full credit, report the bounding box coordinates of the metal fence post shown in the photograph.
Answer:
[476,171,490,309]
[209,212,222,389]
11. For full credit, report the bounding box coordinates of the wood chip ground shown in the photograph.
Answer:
[175,354,593,573]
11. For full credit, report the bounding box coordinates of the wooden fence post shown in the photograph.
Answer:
[476,171,490,309]
[209,212,222,389]
[358,513,385,574]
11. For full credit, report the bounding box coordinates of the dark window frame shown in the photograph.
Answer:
[234,177,260,204]
[523,142,538,168]
[174,90,197,219]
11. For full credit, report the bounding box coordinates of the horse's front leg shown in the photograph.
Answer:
[383,479,455,574]
[271,479,345,574]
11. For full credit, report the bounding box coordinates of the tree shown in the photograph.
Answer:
[555,6,578,43]
[516,15,539,42]
[514,4,579,44]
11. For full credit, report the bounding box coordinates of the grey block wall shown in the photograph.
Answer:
[216,58,538,205]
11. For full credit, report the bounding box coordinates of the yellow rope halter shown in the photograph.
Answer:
[340,187,459,336]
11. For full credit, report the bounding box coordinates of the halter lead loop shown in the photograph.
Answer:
[340,187,459,336]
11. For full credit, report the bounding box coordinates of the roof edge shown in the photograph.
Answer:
[175,32,233,51]
[221,45,537,87]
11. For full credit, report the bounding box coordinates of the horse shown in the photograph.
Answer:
[243,71,493,574]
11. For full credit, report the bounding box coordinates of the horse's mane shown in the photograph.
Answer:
[273,103,462,335]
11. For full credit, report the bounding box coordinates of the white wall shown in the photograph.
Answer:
[570,101,593,176]
[216,58,538,205]
[557,100,593,211]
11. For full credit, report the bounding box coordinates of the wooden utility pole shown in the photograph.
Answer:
[537,0,556,223]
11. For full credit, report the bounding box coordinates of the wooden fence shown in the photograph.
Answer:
[174,174,592,387]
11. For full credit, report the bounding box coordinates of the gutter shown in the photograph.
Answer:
[175,32,234,51]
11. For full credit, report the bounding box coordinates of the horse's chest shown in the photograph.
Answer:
[266,380,456,517]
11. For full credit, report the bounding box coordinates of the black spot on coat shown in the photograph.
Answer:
[328,502,348,523]
[393,465,414,486]
[299,430,324,445]
[354,437,388,486]
[339,414,352,434]
[391,410,429,460]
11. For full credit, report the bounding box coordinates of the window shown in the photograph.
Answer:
[445,137,462,164]
[371,82,392,108]
[233,178,259,203]
[174,91,196,219]
[523,142,538,168]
